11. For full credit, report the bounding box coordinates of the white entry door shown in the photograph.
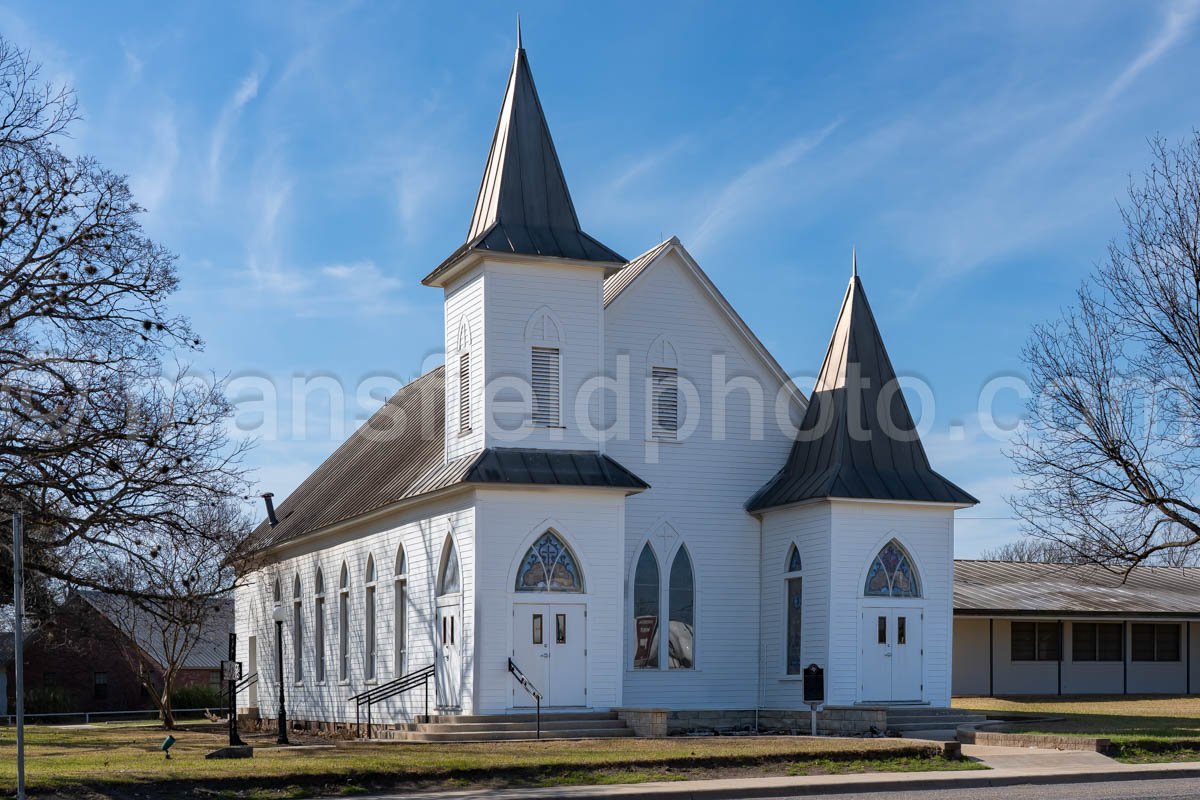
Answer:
[861,608,923,702]
[436,601,462,709]
[512,603,586,707]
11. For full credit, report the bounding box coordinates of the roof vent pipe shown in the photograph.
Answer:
[261,492,278,528]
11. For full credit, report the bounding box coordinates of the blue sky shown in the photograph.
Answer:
[4,1,1198,555]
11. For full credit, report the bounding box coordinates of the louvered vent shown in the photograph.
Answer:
[531,346,561,426]
[651,366,679,439]
[458,352,471,433]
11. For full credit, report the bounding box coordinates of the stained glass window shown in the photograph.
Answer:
[514,531,583,592]
[786,544,802,573]
[633,544,660,669]
[668,548,695,669]
[863,540,921,598]
[438,538,461,595]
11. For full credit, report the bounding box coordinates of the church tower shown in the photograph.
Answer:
[422,30,625,461]
[749,259,976,708]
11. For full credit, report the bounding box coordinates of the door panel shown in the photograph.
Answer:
[512,604,549,707]
[548,604,586,706]
[861,610,892,701]
[436,603,462,708]
[890,612,922,700]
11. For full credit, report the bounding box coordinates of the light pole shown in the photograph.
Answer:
[271,605,289,745]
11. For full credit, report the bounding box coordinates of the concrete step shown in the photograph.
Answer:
[887,714,987,726]
[885,707,970,718]
[391,727,636,742]
[889,721,982,733]
[394,718,630,733]
[420,711,618,725]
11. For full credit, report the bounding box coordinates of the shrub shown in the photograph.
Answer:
[170,684,223,710]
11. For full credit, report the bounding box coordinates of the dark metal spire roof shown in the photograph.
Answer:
[423,34,622,285]
[747,269,977,512]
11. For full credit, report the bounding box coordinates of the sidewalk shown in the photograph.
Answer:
[341,745,1200,800]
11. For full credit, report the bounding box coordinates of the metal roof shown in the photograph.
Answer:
[748,274,976,512]
[603,237,675,306]
[242,366,647,554]
[79,591,232,670]
[954,560,1200,618]
[423,40,622,286]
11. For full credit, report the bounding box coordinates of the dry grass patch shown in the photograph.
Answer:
[0,722,976,798]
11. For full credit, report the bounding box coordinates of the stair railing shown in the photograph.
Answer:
[219,672,258,705]
[347,663,435,739]
[507,658,543,740]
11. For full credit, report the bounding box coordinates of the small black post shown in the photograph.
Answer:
[228,633,245,746]
[425,677,429,719]
[367,697,373,740]
[275,616,289,745]
[536,694,541,741]
[356,703,361,739]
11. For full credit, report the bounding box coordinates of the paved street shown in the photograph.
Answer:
[759,776,1200,799]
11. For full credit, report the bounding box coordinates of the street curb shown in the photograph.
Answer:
[363,764,1200,800]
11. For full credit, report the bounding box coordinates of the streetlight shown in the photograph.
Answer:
[271,605,289,745]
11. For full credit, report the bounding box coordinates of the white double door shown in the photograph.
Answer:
[512,603,586,707]
[861,607,923,702]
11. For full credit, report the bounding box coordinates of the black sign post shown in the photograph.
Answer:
[803,664,824,736]
[226,633,245,746]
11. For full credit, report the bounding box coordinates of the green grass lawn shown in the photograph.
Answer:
[0,722,979,798]
[954,695,1200,762]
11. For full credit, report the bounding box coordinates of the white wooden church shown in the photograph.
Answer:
[235,34,977,737]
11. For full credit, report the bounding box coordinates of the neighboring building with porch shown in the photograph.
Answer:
[234,31,977,737]
[952,561,1200,697]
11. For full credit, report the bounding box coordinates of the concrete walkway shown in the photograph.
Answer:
[340,751,1200,800]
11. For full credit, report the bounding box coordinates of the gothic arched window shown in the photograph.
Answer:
[438,537,461,596]
[632,544,660,669]
[785,543,803,675]
[668,547,695,669]
[864,540,921,598]
[515,531,583,592]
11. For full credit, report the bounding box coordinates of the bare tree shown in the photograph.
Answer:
[0,39,251,600]
[979,538,1087,564]
[99,500,247,728]
[1011,131,1200,572]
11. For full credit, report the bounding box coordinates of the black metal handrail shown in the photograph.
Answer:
[348,663,435,739]
[507,658,542,740]
[219,672,258,704]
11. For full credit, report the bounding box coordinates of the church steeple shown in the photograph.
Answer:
[424,30,622,286]
[747,264,976,512]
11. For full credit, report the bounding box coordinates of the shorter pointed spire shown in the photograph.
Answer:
[516,15,523,50]
[852,245,857,278]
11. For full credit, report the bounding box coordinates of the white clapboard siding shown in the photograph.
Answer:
[604,246,799,709]
[235,493,478,721]
[444,273,484,460]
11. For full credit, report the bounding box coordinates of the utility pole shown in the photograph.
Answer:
[12,512,26,800]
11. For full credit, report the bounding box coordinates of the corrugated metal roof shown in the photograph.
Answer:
[423,41,622,286]
[954,560,1200,617]
[79,591,232,670]
[603,237,675,306]
[748,274,976,512]
[242,366,647,554]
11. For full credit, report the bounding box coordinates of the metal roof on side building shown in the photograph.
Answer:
[954,560,1200,618]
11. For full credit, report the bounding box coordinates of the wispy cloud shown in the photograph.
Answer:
[688,119,842,252]
[206,63,265,201]
[129,110,179,212]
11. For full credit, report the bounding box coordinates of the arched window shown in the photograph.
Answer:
[864,540,921,598]
[395,545,408,676]
[272,576,281,606]
[292,574,303,683]
[668,547,694,669]
[457,318,473,434]
[314,567,326,683]
[515,531,584,592]
[438,538,461,596]
[364,555,377,681]
[338,562,350,682]
[785,544,803,675]
[648,336,680,440]
[633,544,660,669]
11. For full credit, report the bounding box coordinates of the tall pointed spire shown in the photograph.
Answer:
[852,245,857,278]
[747,273,976,512]
[423,27,622,285]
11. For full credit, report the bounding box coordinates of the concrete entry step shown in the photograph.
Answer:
[384,726,635,742]
[420,711,618,724]
[395,718,629,733]
[889,714,987,726]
